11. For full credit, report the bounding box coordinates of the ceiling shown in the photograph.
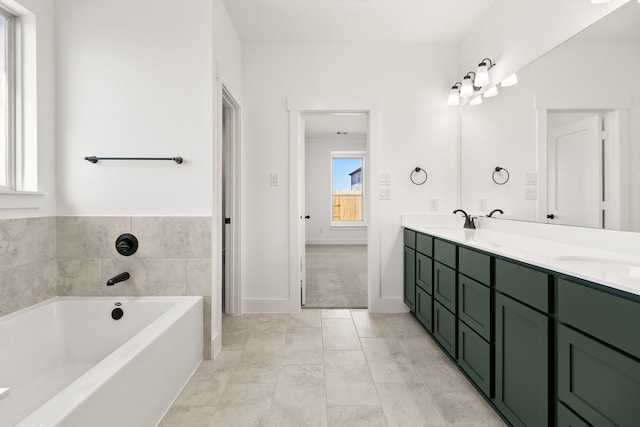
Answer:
[223,0,497,43]
[305,113,368,139]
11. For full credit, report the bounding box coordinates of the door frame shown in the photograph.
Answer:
[534,94,630,229]
[288,96,384,312]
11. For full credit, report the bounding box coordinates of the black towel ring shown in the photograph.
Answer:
[410,167,428,185]
[492,166,510,185]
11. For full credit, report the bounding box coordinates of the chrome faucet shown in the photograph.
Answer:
[487,209,504,218]
[453,209,476,229]
[107,272,130,286]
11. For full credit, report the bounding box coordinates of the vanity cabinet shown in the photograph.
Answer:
[403,232,416,312]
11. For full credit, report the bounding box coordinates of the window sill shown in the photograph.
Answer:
[0,190,46,210]
[0,190,46,196]
[331,223,368,229]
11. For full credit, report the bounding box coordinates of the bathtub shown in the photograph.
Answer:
[0,296,203,427]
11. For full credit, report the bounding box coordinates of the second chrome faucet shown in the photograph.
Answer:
[453,209,476,229]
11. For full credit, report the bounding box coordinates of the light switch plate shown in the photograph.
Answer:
[380,173,391,185]
[525,187,537,200]
[270,173,279,186]
[379,187,391,200]
[524,172,538,185]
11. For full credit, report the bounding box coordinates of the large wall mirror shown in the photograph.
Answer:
[460,1,640,232]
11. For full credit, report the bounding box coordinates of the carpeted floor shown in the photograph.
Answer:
[305,245,367,308]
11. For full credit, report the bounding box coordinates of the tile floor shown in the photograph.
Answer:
[305,245,368,308]
[160,309,506,427]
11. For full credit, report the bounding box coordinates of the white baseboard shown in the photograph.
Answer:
[211,331,222,359]
[305,240,367,245]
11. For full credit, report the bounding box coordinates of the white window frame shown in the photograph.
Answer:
[0,6,15,191]
[330,151,367,227]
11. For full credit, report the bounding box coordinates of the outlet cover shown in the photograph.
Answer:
[477,198,486,211]
[524,172,538,185]
[270,173,279,186]
[429,199,439,211]
[380,187,391,200]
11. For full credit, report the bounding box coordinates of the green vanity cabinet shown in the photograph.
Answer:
[557,278,640,426]
[434,300,456,357]
[416,252,433,294]
[557,403,590,427]
[403,230,416,312]
[458,320,491,396]
[415,285,433,332]
[434,261,456,313]
[458,274,491,341]
[494,292,550,427]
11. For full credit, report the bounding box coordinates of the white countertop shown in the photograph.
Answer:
[403,217,640,298]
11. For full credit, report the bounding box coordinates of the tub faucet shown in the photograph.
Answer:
[487,209,504,218]
[453,209,476,229]
[107,272,130,286]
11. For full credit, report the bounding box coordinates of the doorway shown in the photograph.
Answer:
[303,113,369,308]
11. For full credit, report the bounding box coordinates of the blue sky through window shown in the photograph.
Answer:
[332,158,362,191]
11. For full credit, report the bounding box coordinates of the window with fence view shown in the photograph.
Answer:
[332,157,363,223]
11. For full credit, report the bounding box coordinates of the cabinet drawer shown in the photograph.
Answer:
[434,239,456,269]
[558,324,640,427]
[416,286,432,332]
[434,262,456,313]
[416,253,432,294]
[559,278,640,359]
[404,228,416,249]
[434,301,456,357]
[458,274,491,341]
[557,402,590,427]
[459,247,490,285]
[495,259,550,313]
[416,233,433,257]
[458,321,491,397]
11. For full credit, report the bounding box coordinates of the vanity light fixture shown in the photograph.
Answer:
[447,82,462,106]
[470,95,483,106]
[483,86,499,98]
[501,73,518,87]
[474,58,495,87]
[460,72,477,98]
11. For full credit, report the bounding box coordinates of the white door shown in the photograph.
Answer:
[547,114,601,228]
[299,118,307,306]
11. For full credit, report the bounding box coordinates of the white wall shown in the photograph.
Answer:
[0,0,56,218]
[56,0,214,216]
[305,137,367,244]
[461,38,640,230]
[242,43,460,311]
[457,0,629,87]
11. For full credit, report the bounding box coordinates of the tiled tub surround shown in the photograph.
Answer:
[0,217,57,316]
[0,296,203,427]
[56,216,213,358]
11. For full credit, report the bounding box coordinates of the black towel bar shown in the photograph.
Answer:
[84,156,183,164]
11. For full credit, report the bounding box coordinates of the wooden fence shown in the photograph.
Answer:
[332,190,362,221]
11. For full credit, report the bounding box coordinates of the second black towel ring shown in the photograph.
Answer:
[492,166,510,185]
[410,167,428,185]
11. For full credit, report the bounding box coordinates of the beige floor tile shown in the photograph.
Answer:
[213,383,275,426]
[433,391,507,427]
[220,326,253,351]
[361,338,420,383]
[231,351,283,384]
[159,405,216,427]
[384,314,428,338]
[174,376,228,407]
[396,334,442,364]
[283,327,324,365]
[376,383,448,427]
[322,318,361,350]
[324,350,379,406]
[243,335,286,353]
[321,308,352,318]
[289,309,322,329]
[252,314,290,338]
[268,364,327,426]
[327,406,388,427]
[413,355,475,394]
[351,310,394,338]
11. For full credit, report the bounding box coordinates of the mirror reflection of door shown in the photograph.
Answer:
[547,113,601,228]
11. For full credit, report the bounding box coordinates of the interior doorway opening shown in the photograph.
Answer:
[302,113,369,308]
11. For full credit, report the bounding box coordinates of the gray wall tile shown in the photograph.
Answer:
[187,258,212,296]
[0,217,49,269]
[0,266,20,315]
[57,258,103,296]
[57,216,130,258]
[132,217,211,258]
[102,257,187,296]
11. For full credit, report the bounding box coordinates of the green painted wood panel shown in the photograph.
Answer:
[459,247,491,285]
[434,262,456,313]
[416,285,433,332]
[416,252,433,295]
[495,293,549,427]
[558,325,640,427]
[458,320,491,397]
[557,402,590,427]
[416,233,433,257]
[458,274,491,341]
[558,278,640,359]
[434,239,456,269]
[404,245,416,312]
[404,228,416,249]
[434,300,456,357]
[495,259,550,313]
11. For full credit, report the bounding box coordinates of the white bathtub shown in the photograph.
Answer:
[0,296,203,427]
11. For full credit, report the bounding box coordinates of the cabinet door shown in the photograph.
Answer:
[558,325,640,427]
[416,252,433,294]
[557,402,590,427]
[433,301,456,357]
[415,285,432,332]
[458,274,491,341]
[404,246,416,311]
[458,321,491,397]
[494,293,549,427]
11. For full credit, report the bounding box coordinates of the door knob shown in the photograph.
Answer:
[546,214,555,220]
